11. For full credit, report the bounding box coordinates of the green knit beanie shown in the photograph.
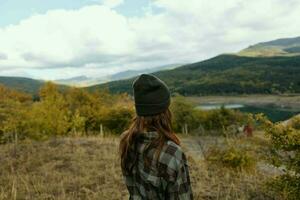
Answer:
[133,74,170,116]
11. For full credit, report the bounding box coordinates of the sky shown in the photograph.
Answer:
[0,0,300,80]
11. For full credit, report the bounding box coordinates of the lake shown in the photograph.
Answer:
[196,104,299,122]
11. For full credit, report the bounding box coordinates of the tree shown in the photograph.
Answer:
[170,96,199,133]
[26,82,70,138]
[0,85,32,143]
[99,105,134,134]
[70,110,86,136]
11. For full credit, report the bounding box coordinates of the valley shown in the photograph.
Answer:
[188,94,300,110]
[189,94,300,122]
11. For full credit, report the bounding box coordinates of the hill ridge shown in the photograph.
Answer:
[87,54,300,95]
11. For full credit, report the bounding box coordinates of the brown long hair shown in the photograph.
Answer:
[119,108,180,174]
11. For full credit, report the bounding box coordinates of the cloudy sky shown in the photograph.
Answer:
[0,0,300,80]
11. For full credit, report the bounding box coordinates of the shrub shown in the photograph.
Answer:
[170,96,200,133]
[0,83,135,141]
[207,146,256,171]
[100,106,134,134]
[205,106,248,131]
[170,96,248,135]
[290,115,300,129]
[257,114,300,200]
[221,147,256,170]
[267,175,300,200]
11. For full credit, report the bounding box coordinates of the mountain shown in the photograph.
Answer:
[53,64,181,86]
[3,37,300,96]
[90,36,300,96]
[0,76,44,95]
[0,63,181,94]
[110,64,181,81]
[239,36,300,57]
[2,54,300,96]
[54,76,114,87]
[55,76,90,85]
[87,54,300,95]
[0,76,68,96]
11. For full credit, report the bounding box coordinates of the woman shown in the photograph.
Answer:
[119,74,193,200]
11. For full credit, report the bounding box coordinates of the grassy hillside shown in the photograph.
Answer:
[87,55,300,95]
[2,38,300,96]
[0,76,44,95]
[239,36,300,57]
[257,36,300,46]
[0,76,68,96]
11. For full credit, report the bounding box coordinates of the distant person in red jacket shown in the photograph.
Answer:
[243,124,253,137]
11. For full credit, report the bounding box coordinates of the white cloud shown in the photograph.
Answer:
[0,52,8,60]
[0,6,137,69]
[0,0,300,79]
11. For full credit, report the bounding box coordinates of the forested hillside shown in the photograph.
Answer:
[88,55,300,95]
[239,36,300,56]
[2,55,300,96]
[2,37,300,96]
[0,76,44,95]
[0,76,68,97]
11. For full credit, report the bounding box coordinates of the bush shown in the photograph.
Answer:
[207,146,256,171]
[100,106,134,134]
[267,175,300,200]
[0,100,32,143]
[0,83,135,141]
[170,96,248,135]
[257,114,300,199]
[290,115,300,129]
[203,107,246,131]
[170,96,200,133]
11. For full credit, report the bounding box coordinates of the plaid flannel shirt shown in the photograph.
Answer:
[122,132,193,200]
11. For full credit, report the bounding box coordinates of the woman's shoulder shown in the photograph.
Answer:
[165,140,184,158]
[158,140,187,170]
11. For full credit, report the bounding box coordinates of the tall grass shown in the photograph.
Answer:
[0,135,275,199]
[0,137,127,200]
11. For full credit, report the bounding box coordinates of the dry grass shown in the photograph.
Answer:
[0,137,127,200]
[183,135,275,200]
[0,135,275,200]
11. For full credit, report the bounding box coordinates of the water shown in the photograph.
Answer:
[196,104,244,110]
[196,104,299,122]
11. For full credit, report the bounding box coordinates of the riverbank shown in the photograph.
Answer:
[188,94,300,111]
